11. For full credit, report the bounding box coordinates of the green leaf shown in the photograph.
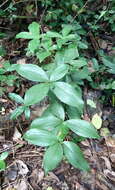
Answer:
[16,32,33,39]
[50,102,65,120]
[16,64,49,82]
[10,106,24,120]
[65,119,100,138]
[63,141,90,171]
[46,31,62,38]
[70,58,87,68]
[28,39,39,53]
[56,123,69,141]
[36,51,51,63]
[24,83,50,106]
[102,57,115,73]
[52,82,84,108]
[50,64,68,81]
[16,22,40,39]
[87,99,96,108]
[0,46,6,56]
[62,25,73,36]
[77,41,88,49]
[24,107,30,119]
[7,64,20,72]
[0,152,8,160]
[24,129,58,146]
[30,115,62,130]
[55,45,79,64]
[112,81,115,89]
[9,93,24,104]
[0,160,6,171]
[42,101,65,120]
[28,22,40,38]
[66,106,82,119]
[43,143,63,174]
[91,114,102,129]
[64,45,79,62]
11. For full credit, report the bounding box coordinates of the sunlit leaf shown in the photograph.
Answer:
[24,129,58,146]
[43,143,63,174]
[63,141,90,171]
[91,113,102,129]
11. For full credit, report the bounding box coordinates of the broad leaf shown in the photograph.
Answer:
[102,57,115,69]
[24,83,50,106]
[16,64,49,82]
[52,82,84,108]
[56,123,69,141]
[55,45,79,64]
[63,141,90,171]
[36,51,51,63]
[16,22,40,39]
[66,106,82,119]
[24,129,58,146]
[24,107,30,119]
[0,160,6,170]
[42,101,65,120]
[62,25,73,36]
[50,102,65,120]
[112,81,115,89]
[0,152,8,160]
[28,22,40,38]
[9,93,24,104]
[77,41,88,49]
[43,143,63,174]
[91,114,102,129]
[50,64,69,81]
[30,115,61,130]
[28,39,39,53]
[46,31,62,38]
[70,58,87,68]
[16,32,34,39]
[64,45,79,62]
[10,106,24,120]
[65,119,100,138]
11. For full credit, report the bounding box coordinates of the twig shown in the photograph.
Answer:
[70,0,90,24]
[0,0,9,8]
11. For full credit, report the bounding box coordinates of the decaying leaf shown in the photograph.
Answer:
[91,113,102,129]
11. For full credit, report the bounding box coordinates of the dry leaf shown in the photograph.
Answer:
[16,160,29,176]
[105,137,115,147]
[104,169,115,182]
[14,179,28,190]
[13,128,22,141]
[91,113,102,129]
[100,128,110,137]
[101,156,111,170]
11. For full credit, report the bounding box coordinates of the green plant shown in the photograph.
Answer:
[9,22,100,174]
[0,152,8,171]
[0,61,18,96]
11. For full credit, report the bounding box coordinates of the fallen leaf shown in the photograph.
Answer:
[16,160,29,176]
[47,187,54,190]
[100,128,110,137]
[91,113,102,129]
[101,156,111,170]
[14,179,28,190]
[13,128,22,141]
[110,154,115,163]
[105,136,115,147]
[104,169,115,182]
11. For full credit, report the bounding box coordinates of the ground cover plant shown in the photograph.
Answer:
[8,22,100,174]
